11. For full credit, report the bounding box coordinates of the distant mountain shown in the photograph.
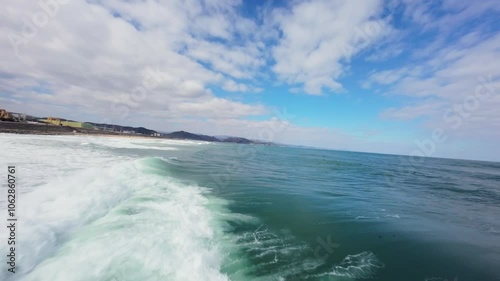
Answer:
[163,131,275,145]
[222,137,253,144]
[85,122,274,145]
[87,122,158,135]
[163,131,220,142]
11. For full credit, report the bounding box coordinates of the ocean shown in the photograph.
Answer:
[1,134,499,281]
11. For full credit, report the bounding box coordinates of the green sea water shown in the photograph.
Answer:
[160,142,500,281]
[1,135,499,281]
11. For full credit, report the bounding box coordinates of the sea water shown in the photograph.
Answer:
[0,134,499,281]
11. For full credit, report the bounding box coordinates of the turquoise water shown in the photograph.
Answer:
[2,135,500,281]
[160,143,500,281]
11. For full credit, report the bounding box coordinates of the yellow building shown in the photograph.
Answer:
[0,109,10,120]
[45,117,61,125]
[61,121,94,129]
[42,118,93,129]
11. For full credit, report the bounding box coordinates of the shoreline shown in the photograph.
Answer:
[0,122,161,139]
[0,121,276,145]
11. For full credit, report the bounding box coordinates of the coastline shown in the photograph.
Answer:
[0,121,275,144]
[0,122,161,139]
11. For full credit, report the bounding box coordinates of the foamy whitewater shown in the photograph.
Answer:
[0,135,236,281]
[1,134,499,281]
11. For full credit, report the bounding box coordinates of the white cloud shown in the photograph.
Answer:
[271,0,390,95]
[380,101,446,120]
[173,97,268,119]
[365,46,403,62]
[185,39,264,79]
[368,32,500,142]
[362,68,411,89]
[0,0,266,125]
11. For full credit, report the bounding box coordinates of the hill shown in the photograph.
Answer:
[162,131,220,142]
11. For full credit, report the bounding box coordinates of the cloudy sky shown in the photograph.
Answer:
[1,0,499,161]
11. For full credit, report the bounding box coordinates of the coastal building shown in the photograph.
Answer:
[1,109,43,123]
[41,118,94,129]
[61,121,94,129]
[10,113,27,122]
[92,124,117,131]
[43,117,61,125]
[0,109,10,120]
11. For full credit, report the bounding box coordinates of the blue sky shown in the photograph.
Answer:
[1,0,500,161]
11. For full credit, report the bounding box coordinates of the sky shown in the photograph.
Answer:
[1,0,500,161]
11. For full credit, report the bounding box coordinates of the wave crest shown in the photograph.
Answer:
[330,251,384,279]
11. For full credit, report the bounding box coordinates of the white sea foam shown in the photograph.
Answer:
[329,251,384,279]
[0,134,230,281]
[88,137,179,151]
